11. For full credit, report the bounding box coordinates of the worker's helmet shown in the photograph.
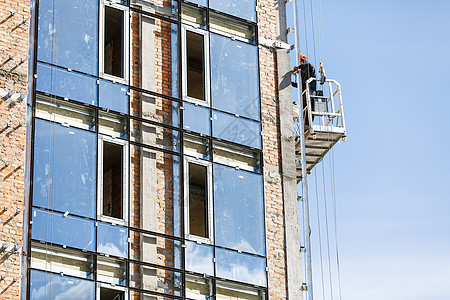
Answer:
[300,54,308,60]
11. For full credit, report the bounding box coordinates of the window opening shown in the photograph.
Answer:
[185,158,212,242]
[98,136,128,225]
[189,163,207,237]
[104,6,124,78]
[102,141,123,219]
[187,31,205,101]
[182,26,210,105]
[100,1,129,83]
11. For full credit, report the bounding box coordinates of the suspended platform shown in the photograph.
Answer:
[295,78,346,182]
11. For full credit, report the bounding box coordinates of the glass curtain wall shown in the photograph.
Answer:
[28,0,267,299]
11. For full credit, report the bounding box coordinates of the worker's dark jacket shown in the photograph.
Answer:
[299,62,316,123]
[299,62,316,93]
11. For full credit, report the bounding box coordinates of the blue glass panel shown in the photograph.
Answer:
[185,241,214,275]
[211,34,260,120]
[99,80,129,114]
[183,102,211,136]
[209,0,256,24]
[97,222,128,258]
[215,248,266,286]
[172,23,179,98]
[38,0,98,75]
[173,155,182,237]
[212,111,261,149]
[33,119,96,218]
[36,63,97,106]
[30,269,95,300]
[213,164,265,255]
[32,208,95,251]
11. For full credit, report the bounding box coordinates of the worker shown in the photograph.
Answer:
[292,55,316,126]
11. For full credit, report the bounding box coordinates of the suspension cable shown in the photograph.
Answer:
[302,0,309,56]
[309,0,317,67]
[314,168,326,300]
[321,156,334,300]
[330,147,343,300]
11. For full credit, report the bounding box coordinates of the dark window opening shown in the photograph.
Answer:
[186,31,205,101]
[100,287,125,300]
[103,141,123,219]
[104,6,124,78]
[188,163,208,238]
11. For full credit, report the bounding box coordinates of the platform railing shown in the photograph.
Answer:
[295,78,346,140]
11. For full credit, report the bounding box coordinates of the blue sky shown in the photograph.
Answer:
[287,0,450,299]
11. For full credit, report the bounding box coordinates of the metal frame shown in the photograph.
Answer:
[183,156,214,244]
[99,0,130,84]
[181,24,211,107]
[97,134,129,226]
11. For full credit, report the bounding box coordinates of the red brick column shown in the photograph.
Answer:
[258,0,289,298]
[0,0,30,299]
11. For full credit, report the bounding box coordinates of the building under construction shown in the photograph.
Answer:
[0,0,346,299]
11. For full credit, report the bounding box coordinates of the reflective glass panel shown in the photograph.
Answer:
[33,119,97,218]
[32,208,95,251]
[129,263,182,296]
[184,134,210,160]
[183,102,211,136]
[130,231,182,269]
[210,12,256,42]
[130,119,180,152]
[37,0,98,75]
[185,0,207,7]
[99,111,128,139]
[210,34,260,120]
[216,280,266,300]
[130,146,181,237]
[31,242,94,279]
[185,241,214,276]
[213,164,265,255]
[130,0,178,20]
[209,0,256,22]
[215,248,266,287]
[212,111,261,149]
[186,275,213,300]
[181,4,207,28]
[97,222,128,258]
[99,80,129,114]
[36,63,97,106]
[131,13,179,98]
[97,256,127,285]
[212,140,261,173]
[30,269,95,300]
[130,90,181,128]
[130,291,179,300]
[35,96,96,131]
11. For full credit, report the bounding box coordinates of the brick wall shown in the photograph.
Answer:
[0,0,30,299]
[129,9,177,300]
[258,0,289,298]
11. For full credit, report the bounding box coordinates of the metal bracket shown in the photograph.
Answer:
[259,37,291,50]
